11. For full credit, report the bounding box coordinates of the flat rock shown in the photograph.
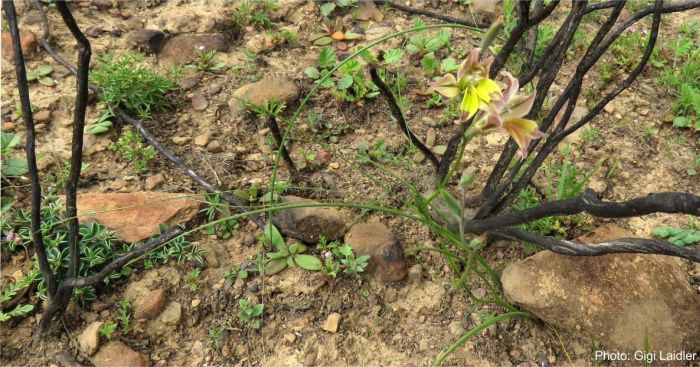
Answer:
[135,288,166,320]
[93,341,148,367]
[125,29,166,54]
[78,321,103,356]
[77,192,202,243]
[322,312,341,333]
[33,110,52,123]
[145,301,181,337]
[228,77,300,115]
[160,33,227,65]
[344,222,407,283]
[501,225,700,352]
[191,93,208,111]
[2,29,37,61]
[271,196,347,243]
[144,173,165,190]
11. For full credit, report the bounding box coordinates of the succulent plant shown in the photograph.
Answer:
[309,18,361,51]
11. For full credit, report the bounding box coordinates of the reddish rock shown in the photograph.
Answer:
[125,29,165,54]
[144,173,165,190]
[77,192,202,242]
[272,196,347,243]
[501,224,700,352]
[159,33,227,65]
[32,110,51,123]
[93,341,148,367]
[136,288,166,319]
[228,77,300,115]
[344,222,407,283]
[1,29,37,61]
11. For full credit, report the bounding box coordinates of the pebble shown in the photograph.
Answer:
[243,234,256,246]
[191,93,208,111]
[322,312,341,333]
[248,283,259,293]
[171,136,190,145]
[329,162,340,169]
[33,110,51,122]
[194,134,210,147]
[191,298,201,308]
[603,103,615,114]
[207,140,223,153]
[179,76,200,91]
[639,108,650,116]
[407,264,422,285]
[2,122,15,131]
[283,333,296,345]
[207,84,222,95]
[145,173,165,190]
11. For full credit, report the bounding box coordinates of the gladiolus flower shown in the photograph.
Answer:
[474,73,543,158]
[429,48,500,119]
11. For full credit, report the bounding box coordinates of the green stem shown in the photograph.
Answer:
[440,125,481,188]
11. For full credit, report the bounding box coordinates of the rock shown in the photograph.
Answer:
[144,173,165,190]
[188,341,205,366]
[135,288,166,320]
[145,301,181,336]
[179,75,200,90]
[354,0,384,21]
[207,84,222,95]
[470,0,502,22]
[191,298,201,308]
[78,321,103,356]
[344,222,407,283]
[124,267,180,303]
[2,29,37,61]
[639,108,650,116]
[33,110,52,123]
[228,77,300,115]
[603,103,615,114]
[271,196,347,243]
[85,26,105,38]
[159,33,228,65]
[448,320,465,336]
[322,312,341,333]
[124,17,144,30]
[283,333,296,345]
[243,234,256,246]
[198,241,223,268]
[245,33,275,53]
[171,136,190,145]
[93,341,148,367]
[207,140,223,153]
[191,93,208,111]
[92,0,113,10]
[77,192,202,242]
[501,225,700,352]
[194,134,210,147]
[2,122,15,132]
[407,264,422,285]
[125,29,165,54]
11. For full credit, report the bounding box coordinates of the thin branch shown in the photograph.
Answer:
[491,228,700,262]
[3,0,57,299]
[465,190,700,233]
[370,67,440,172]
[267,115,300,182]
[489,0,531,78]
[373,0,489,28]
[55,1,91,280]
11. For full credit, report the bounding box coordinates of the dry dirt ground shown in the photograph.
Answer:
[1,1,699,367]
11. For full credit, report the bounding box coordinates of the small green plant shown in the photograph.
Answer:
[116,299,132,334]
[687,154,700,176]
[99,321,117,340]
[262,223,323,275]
[86,109,114,135]
[297,147,317,170]
[206,325,226,349]
[1,132,28,178]
[91,53,177,119]
[535,24,556,59]
[233,0,277,29]
[238,298,264,329]
[201,193,240,239]
[26,65,56,87]
[109,130,157,175]
[304,46,379,102]
[223,264,249,287]
[0,268,39,322]
[268,29,299,46]
[580,127,601,145]
[189,48,226,72]
[309,18,362,51]
[356,140,411,167]
[185,269,201,291]
[317,237,369,283]
[652,223,700,247]
[319,0,357,17]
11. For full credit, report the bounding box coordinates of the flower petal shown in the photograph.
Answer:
[501,72,519,102]
[501,118,543,158]
[458,48,481,81]
[461,87,479,118]
[508,92,536,119]
[474,78,501,102]
[429,74,461,98]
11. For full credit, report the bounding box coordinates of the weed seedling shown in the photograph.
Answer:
[26,65,56,86]
[185,269,201,291]
[109,130,157,175]
[238,298,264,329]
[116,299,132,334]
[206,325,227,349]
[262,223,322,275]
[1,132,28,178]
[223,264,249,287]
[99,321,117,340]
[86,109,114,135]
[189,48,226,72]
[201,193,240,239]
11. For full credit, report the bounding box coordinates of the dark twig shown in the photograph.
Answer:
[373,0,489,28]
[465,190,700,233]
[39,227,184,330]
[55,1,91,280]
[491,228,700,262]
[370,68,440,172]
[3,0,57,299]
[267,115,300,182]
[490,0,531,78]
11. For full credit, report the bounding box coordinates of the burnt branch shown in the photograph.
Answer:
[3,0,57,299]
[465,190,700,234]
[491,228,700,262]
[373,0,489,28]
[55,1,91,280]
[267,115,300,182]
[370,67,440,172]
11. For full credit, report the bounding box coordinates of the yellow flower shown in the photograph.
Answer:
[429,48,499,120]
[475,73,543,158]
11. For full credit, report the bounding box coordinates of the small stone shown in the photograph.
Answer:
[33,110,52,123]
[603,103,615,114]
[245,33,275,53]
[448,320,465,336]
[407,264,422,285]
[136,288,166,319]
[191,93,208,111]
[125,29,165,54]
[283,333,296,345]
[34,123,47,132]
[124,17,144,30]
[2,122,15,132]
[639,108,650,116]
[272,196,348,243]
[2,29,38,61]
[93,341,148,367]
[160,33,228,65]
[191,298,201,308]
[248,283,260,293]
[171,136,190,145]
[85,27,105,38]
[316,150,331,166]
[243,234,256,246]
[144,173,165,190]
[159,302,182,325]
[322,312,341,333]
[78,321,103,356]
[194,134,210,147]
[344,222,407,283]
[100,310,110,318]
[614,113,622,120]
[229,77,300,115]
[179,75,200,91]
[207,140,223,153]
[207,84,222,95]
[329,162,340,169]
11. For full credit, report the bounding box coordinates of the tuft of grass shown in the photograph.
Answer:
[109,130,157,175]
[91,53,177,119]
